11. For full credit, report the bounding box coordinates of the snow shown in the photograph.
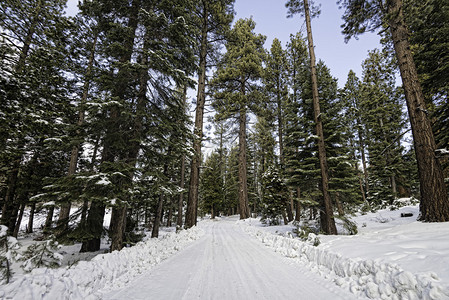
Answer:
[102,218,356,300]
[1,201,449,299]
[0,227,204,299]
[241,204,449,299]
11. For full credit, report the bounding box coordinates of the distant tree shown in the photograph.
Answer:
[185,0,235,229]
[211,18,266,219]
[252,114,276,215]
[264,38,294,221]
[339,70,369,203]
[360,49,407,204]
[201,152,223,218]
[316,63,360,215]
[284,32,309,221]
[261,167,289,225]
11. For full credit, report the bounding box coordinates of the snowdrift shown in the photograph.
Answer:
[240,221,449,300]
[0,227,204,299]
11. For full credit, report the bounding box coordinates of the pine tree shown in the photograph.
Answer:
[264,38,294,221]
[0,0,73,235]
[286,0,337,234]
[339,70,369,204]
[261,167,289,225]
[185,0,235,229]
[200,151,224,218]
[284,32,309,221]
[360,49,407,204]
[339,0,449,221]
[211,18,266,219]
[252,114,276,216]
[316,63,360,215]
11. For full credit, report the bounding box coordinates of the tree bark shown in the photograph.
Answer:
[177,154,186,228]
[304,0,337,234]
[44,206,54,233]
[176,86,188,229]
[26,203,35,234]
[1,159,20,234]
[357,124,369,194]
[166,199,173,227]
[13,203,25,238]
[186,3,209,228]
[238,81,250,219]
[387,0,449,221]
[295,187,301,222]
[109,206,127,251]
[15,1,42,73]
[80,201,105,252]
[151,194,164,238]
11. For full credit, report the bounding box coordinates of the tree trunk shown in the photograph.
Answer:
[335,192,344,216]
[109,206,127,251]
[26,203,35,234]
[357,125,369,193]
[238,101,250,219]
[166,199,173,227]
[387,0,449,221]
[80,201,105,253]
[177,154,186,229]
[44,206,54,233]
[80,200,89,227]
[2,2,43,234]
[1,159,20,234]
[391,174,397,200]
[186,5,209,228]
[177,87,188,229]
[286,195,294,222]
[295,187,301,222]
[303,0,337,234]
[151,194,164,238]
[15,1,43,73]
[282,211,288,225]
[13,203,25,238]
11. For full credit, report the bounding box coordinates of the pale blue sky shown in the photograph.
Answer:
[234,0,381,87]
[66,0,381,87]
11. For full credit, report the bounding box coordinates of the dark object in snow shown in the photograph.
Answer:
[401,212,414,217]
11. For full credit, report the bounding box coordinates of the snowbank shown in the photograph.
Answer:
[0,227,204,299]
[240,221,449,300]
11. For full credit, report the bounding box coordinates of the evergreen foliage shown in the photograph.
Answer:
[360,49,408,204]
[211,18,266,219]
[200,151,223,218]
[21,239,63,272]
[261,167,288,225]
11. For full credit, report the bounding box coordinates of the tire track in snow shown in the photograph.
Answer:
[105,217,356,299]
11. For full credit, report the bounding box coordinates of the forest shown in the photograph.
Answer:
[0,0,448,281]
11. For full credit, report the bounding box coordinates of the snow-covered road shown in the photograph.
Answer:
[104,217,356,300]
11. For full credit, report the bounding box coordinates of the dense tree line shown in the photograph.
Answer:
[200,0,448,228]
[0,0,448,263]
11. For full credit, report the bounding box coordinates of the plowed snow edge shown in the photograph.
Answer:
[0,227,204,300]
[240,220,449,300]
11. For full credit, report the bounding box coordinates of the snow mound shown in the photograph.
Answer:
[240,222,449,300]
[0,227,204,299]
